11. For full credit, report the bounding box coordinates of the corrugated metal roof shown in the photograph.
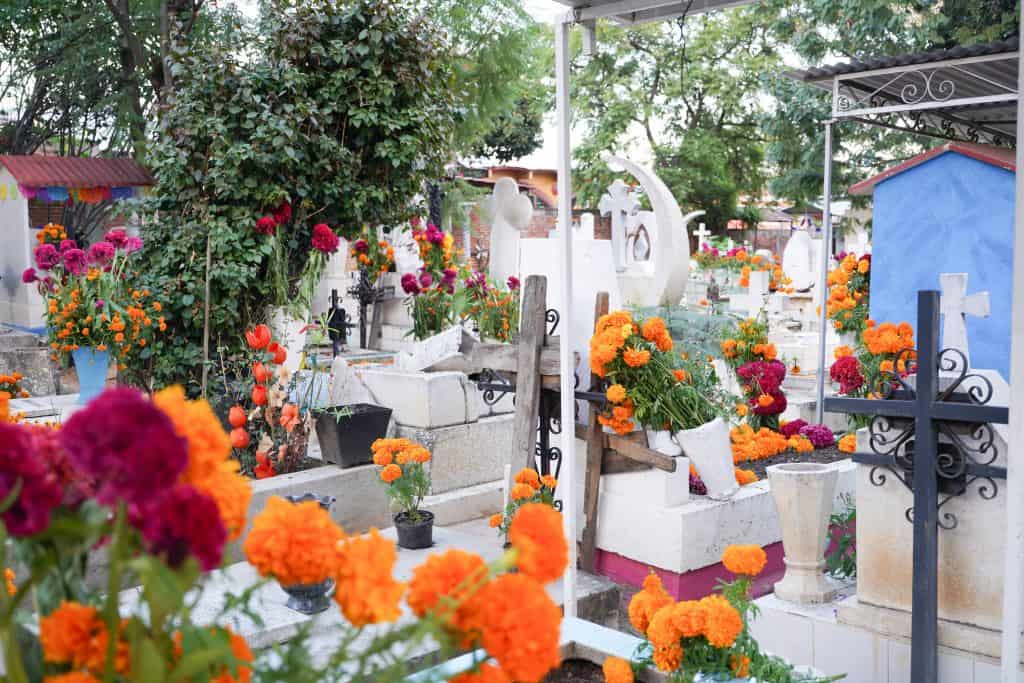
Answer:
[792,38,1019,83]
[0,155,153,188]
[849,142,1016,196]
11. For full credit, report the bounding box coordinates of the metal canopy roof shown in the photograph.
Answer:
[789,38,1019,146]
[547,0,758,25]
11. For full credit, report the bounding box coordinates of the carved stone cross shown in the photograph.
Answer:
[693,222,712,247]
[939,273,989,372]
[598,179,639,274]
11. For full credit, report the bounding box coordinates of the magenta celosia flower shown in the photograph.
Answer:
[26,424,93,508]
[401,272,420,295]
[62,248,87,275]
[255,216,277,236]
[353,238,369,253]
[507,276,521,291]
[123,236,143,253]
[830,356,864,395]
[135,484,227,571]
[737,360,786,394]
[751,388,787,416]
[104,229,128,248]
[0,423,63,537]
[34,244,59,270]
[780,419,807,438]
[311,223,340,254]
[273,201,292,225]
[87,241,115,266]
[59,239,78,253]
[426,224,444,245]
[61,387,187,508]
[800,424,835,448]
[418,270,433,289]
[21,268,37,284]
[442,268,457,284]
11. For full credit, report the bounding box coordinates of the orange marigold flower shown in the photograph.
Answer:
[334,529,406,627]
[879,359,895,374]
[834,345,854,359]
[735,403,749,417]
[652,643,683,672]
[622,347,651,368]
[211,628,254,683]
[514,467,541,490]
[448,662,509,683]
[408,549,489,645]
[699,594,743,648]
[627,572,673,634]
[5,567,14,596]
[646,603,681,650]
[606,384,627,404]
[673,369,690,383]
[509,482,534,500]
[477,574,561,682]
[489,513,503,528]
[734,468,758,486]
[509,503,566,584]
[756,393,774,408]
[731,654,752,678]
[540,474,557,489]
[40,601,100,665]
[602,656,634,683]
[596,310,634,334]
[721,544,767,576]
[380,463,402,483]
[641,317,667,342]
[44,673,102,683]
[243,497,345,586]
[838,433,857,453]
[668,600,706,638]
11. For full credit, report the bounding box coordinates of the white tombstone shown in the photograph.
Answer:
[578,212,595,241]
[600,152,699,307]
[598,179,640,273]
[939,272,990,372]
[748,270,770,317]
[693,222,712,248]
[480,178,532,286]
[782,230,815,292]
[393,227,423,274]
[754,248,773,262]
[625,210,655,267]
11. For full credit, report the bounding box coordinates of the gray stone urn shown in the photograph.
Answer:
[281,493,337,614]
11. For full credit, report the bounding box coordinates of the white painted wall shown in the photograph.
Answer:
[0,169,43,327]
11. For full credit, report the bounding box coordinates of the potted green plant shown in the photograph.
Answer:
[314,403,392,468]
[371,438,433,549]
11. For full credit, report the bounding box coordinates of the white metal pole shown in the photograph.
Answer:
[999,16,1024,680]
[814,120,835,424]
[555,15,578,618]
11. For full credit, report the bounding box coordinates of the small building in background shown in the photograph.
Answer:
[851,142,1015,379]
[0,155,152,328]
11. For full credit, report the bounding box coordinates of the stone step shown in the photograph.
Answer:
[422,480,503,526]
[0,346,57,396]
[0,328,40,351]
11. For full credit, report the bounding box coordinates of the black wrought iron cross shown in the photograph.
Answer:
[825,290,1008,683]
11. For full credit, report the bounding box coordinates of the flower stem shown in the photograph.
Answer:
[103,503,128,683]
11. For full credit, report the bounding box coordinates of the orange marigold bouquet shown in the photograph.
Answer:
[372,438,432,522]
[490,467,558,540]
[826,253,871,337]
[0,372,29,399]
[625,547,843,682]
[591,311,723,435]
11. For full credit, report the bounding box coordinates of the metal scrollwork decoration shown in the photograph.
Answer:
[475,368,514,407]
[546,308,560,336]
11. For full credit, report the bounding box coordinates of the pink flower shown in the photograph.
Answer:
[507,276,520,291]
[353,239,369,253]
[124,236,143,253]
[255,216,277,236]
[27,424,93,508]
[87,241,115,266]
[800,424,835,448]
[779,419,807,438]
[401,273,420,295]
[273,201,292,225]
[21,268,37,284]
[410,215,421,229]
[62,248,87,275]
[830,356,864,395]
[34,244,59,270]
[60,387,188,508]
[442,268,457,284]
[104,229,128,249]
[59,239,78,253]
[418,270,433,289]
[737,360,786,394]
[311,223,339,254]
[0,423,62,537]
[135,484,227,571]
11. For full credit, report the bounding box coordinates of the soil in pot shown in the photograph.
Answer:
[394,510,434,550]
[314,403,392,468]
[542,659,604,682]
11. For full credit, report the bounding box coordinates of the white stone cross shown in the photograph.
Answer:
[693,222,712,248]
[939,272,990,372]
[598,179,639,274]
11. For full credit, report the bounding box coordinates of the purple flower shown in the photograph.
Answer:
[701,243,710,252]
[104,229,128,248]
[34,244,59,270]
[0,423,63,537]
[418,270,433,289]
[21,268,37,284]
[62,248,87,275]
[124,236,143,253]
[135,484,227,571]
[401,273,421,295]
[689,472,707,496]
[353,239,369,254]
[60,387,188,508]
[94,299,105,310]
[780,419,807,438]
[711,247,720,257]
[799,424,835,448]
[59,239,78,253]
[507,276,521,291]
[442,268,457,284]
[87,241,115,266]
[426,225,444,245]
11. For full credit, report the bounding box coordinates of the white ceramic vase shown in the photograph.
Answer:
[645,429,683,456]
[766,462,839,604]
[674,417,738,500]
[268,306,308,375]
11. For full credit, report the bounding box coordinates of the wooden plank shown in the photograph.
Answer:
[368,298,384,351]
[572,422,677,474]
[427,336,564,377]
[580,292,609,572]
[600,450,656,475]
[508,275,547,487]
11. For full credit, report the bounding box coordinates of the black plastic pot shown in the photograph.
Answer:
[394,511,434,550]
[314,403,392,468]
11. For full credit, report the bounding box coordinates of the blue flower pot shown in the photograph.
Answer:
[71,347,110,405]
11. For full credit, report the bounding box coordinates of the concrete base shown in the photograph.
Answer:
[752,592,1024,683]
[396,414,514,494]
[421,480,503,526]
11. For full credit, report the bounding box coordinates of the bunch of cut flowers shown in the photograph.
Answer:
[489,467,558,541]
[826,252,871,337]
[400,220,466,340]
[464,271,521,343]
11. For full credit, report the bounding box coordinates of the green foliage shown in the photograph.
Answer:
[140,0,459,392]
[826,493,857,579]
[572,10,778,231]
[472,95,546,162]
